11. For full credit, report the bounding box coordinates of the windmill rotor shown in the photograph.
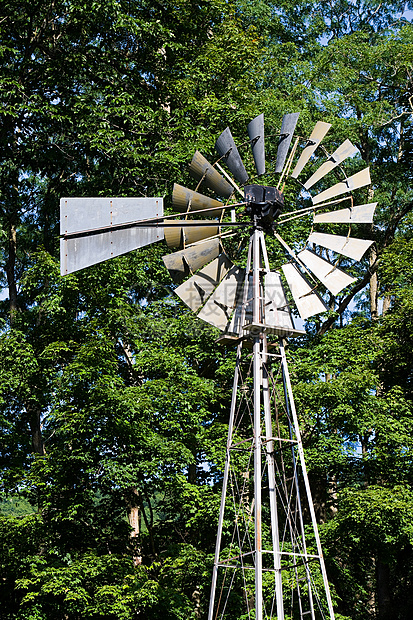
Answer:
[59,111,376,620]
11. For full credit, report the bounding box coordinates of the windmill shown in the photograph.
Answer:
[60,112,375,620]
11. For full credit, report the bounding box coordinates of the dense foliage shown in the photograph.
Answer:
[0,1,412,619]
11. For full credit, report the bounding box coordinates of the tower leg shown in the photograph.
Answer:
[207,231,335,620]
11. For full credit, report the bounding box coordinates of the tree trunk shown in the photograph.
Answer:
[27,404,45,456]
[6,222,18,322]
[125,487,142,566]
[376,557,391,620]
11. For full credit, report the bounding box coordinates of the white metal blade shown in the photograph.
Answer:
[312,168,371,205]
[60,197,163,275]
[189,150,233,198]
[297,249,355,296]
[197,264,245,331]
[290,121,331,179]
[174,254,232,312]
[303,140,358,190]
[264,271,295,330]
[314,203,377,224]
[282,263,327,320]
[162,239,220,282]
[227,275,252,335]
[308,232,374,261]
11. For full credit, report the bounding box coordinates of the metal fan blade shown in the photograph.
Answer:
[264,271,295,331]
[197,264,245,331]
[60,197,163,275]
[247,114,265,175]
[162,238,220,283]
[303,139,358,190]
[215,127,249,184]
[312,168,371,205]
[282,263,327,320]
[172,183,224,218]
[227,275,253,335]
[314,202,377,224]
[189,151,233,198]
[297,249,355,296]
[164,221,220,249]
[308,232,374,261]
[175,253,233,312]
[275,113,300,173]
[290,121,331,179]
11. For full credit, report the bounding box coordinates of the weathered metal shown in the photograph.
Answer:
[215,127,249,184]
[275,112,300,173]
[297,248,355,296]
[247,113,265,175]
[174,254,232,312]
[172,183,224,217]
[60,197,163,275]
[303,139,358,189]
[291,120,331,179]
[282,262,328,319]
[162,239,220,282]
[189,150,233,198]
[312,167,371,204]
[314,202,377,224]
[308,231,374,261]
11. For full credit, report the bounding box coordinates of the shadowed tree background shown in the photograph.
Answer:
[0,1,412,618]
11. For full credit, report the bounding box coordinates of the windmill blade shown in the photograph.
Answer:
[189,150,234,198]
[164,221,220,249]
[303,139,358,190]
[247,113,265,176]
[275,113,300,173]
[162,238,221,283]
[175,254,233,312]
[172,183,224,218]
[264,271,296,332]
[197,263,245,331]
[290,121,331,179]
[314,202,377,224]
[297,249,355,296]
[312,168,371,205]
[227,274,253,335]
[282,263,327,320]
[60,197,163,275]
[215,127,249,184]
[308,232,374,261]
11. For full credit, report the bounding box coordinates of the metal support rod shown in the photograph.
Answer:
[252,227,263,620]
[208,236,253,620]
[279,340,336,620]
[262,337,285,620]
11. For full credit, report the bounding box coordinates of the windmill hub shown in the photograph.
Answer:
[244,184,284,230]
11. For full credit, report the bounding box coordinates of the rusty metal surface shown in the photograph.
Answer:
[189,150,233,198]
[215,127,249,184]
[291,121,331,179]
[314,202,377,224]
[303,139,358,190]
[308,232,374,261]
[297,249,355,296]
[281,262,327,320]
[248,114,265,176]
[312,167,371,205]
[275,113,299,173]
